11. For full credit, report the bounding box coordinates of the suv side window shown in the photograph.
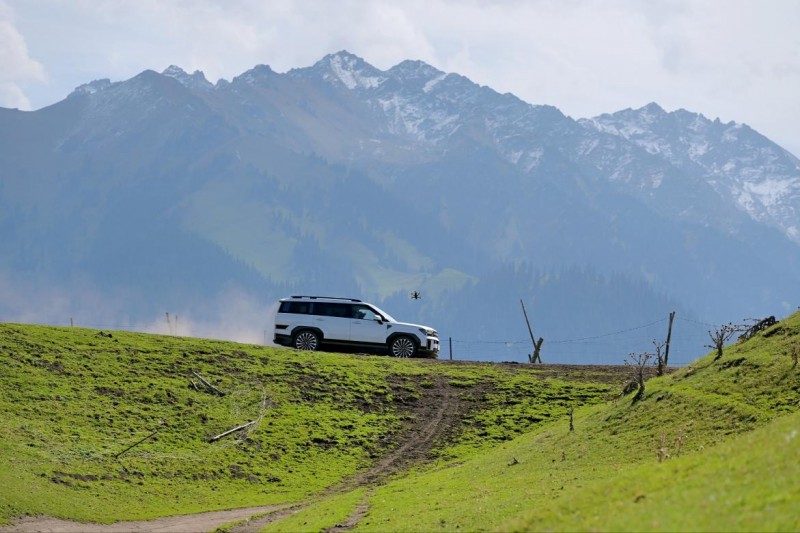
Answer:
[279,301,311,314]
[314,302,353,318]
[352,305,379,321]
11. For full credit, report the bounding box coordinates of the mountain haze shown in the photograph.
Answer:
[2,51,799,363]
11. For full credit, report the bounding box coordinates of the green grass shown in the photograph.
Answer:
[505,409,800,531]
[260,488,368,532]
[0,323,614,526]
[2,313,798,531]
[340,312,800,531]
[0,325,401,522]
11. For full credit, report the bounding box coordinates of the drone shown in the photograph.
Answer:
[410,290,421,300]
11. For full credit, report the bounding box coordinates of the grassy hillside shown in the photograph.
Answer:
[260,312,800,532]
[0,323,617,526]
[1,313,797,531]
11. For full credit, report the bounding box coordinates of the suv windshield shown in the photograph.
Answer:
[368,304,397,323]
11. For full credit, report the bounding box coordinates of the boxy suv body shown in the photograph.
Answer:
[274,296,440,358]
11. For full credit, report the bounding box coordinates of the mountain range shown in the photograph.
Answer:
[2,50,799,364]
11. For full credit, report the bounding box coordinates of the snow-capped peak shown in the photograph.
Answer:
[161,65,213,89]
[388,60,444,82]
[312,50,386,90]
[162,65,187,78]
[232,64,277,86]
[580,102,800,244]
[68,78,113,98]
[640,101,666,118]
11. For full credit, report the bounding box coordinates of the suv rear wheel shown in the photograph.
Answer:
[389,335,417,358]
[294,330,320,351]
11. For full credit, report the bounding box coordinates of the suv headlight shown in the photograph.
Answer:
[419,327,437,338]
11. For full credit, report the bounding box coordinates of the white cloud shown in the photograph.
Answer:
[0,81,31,109]
[0,1,44,108]
[3,0,800,154]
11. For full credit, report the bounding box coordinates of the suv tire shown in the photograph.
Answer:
[294,330,320,351]
[389,335,417,358]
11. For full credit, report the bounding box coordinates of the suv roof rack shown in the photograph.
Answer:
[289,295,363,302]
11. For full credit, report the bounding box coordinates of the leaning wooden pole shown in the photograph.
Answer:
[520,299,543,363]
[664,311,675,368]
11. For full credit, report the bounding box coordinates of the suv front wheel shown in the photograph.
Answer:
[294,330,320,351]
[389,335,417,358]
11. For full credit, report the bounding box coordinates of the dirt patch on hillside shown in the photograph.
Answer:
[442,360,664,385]
[228,374,476,533]
[356,374,471,484]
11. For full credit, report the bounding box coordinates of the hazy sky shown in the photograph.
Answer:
[3,0,800,155]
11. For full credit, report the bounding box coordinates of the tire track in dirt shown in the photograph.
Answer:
[358,376,461,485]
[233,376,466,533]
[324,489,374,533]
[224,505,305,533]
[322,376,465,532]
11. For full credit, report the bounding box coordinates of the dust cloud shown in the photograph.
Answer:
[140,291,279,346]
[0,273,280,346]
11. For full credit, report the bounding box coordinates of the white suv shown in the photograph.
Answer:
[273,296,440,358]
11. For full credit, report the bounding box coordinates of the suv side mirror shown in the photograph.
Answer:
[374,316,384,324]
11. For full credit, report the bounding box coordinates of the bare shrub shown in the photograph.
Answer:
[706,323,741,361]
[656,428,685,462]
[656,434,670,462]
[652,339,666,377]
[625,351,653,402]
[674,427,685,457]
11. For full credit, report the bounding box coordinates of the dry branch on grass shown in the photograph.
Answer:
[208,387,271,443]
[209,421,256,442]
[191,370,226,396]
[738,316,777,342]
[115,429,160,458]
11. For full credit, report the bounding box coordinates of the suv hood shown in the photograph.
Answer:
[392,320,436,332]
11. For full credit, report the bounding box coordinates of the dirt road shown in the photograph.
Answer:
[1,506,286,533]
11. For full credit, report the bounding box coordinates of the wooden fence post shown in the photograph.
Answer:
[664,311,675,368]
